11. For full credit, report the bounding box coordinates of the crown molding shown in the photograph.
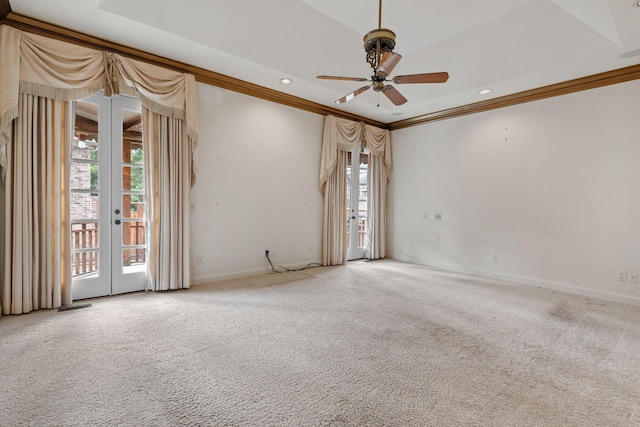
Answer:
[0,0,11,20]
[0,12,386,128]
[388,64,640,131]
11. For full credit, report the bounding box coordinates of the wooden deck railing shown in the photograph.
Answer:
[358,220,367,247]
[347,211,368,248]
[71,223,99,277]
[126,221,146,265]
[71,220,146,277]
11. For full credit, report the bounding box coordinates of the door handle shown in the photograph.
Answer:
[115,219,121,225]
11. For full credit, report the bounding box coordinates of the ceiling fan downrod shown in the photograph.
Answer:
[363,0,396,71]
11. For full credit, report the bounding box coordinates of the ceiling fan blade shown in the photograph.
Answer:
[335,85,372,104]
[393,72,449,84]
[317,75,368,82]
[382,85,407,106]
[377,52,402,77]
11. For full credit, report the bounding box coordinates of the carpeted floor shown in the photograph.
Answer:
[2,260,640,426]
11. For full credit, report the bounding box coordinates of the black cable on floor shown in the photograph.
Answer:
[266,253,322,273]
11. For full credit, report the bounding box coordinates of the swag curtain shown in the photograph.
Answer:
[0,25,199,315]
[112,49,199,291]
[318,115,392,266]
[0,26,199,173]
[363,124,392,261]
[0,25,106,174]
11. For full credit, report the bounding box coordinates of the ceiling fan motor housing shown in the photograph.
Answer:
[372,81,385,92]
[363,28,396,53]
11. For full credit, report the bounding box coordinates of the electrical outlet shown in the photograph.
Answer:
[617,271,628,282]
[435,213,442,221]
[265,250,269,258]
[490,253,498,262]
[629,273,638,283]
[196,256,202,265]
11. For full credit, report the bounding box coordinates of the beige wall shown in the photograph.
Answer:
[190,84,324,283]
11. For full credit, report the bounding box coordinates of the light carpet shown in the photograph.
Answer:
[2,260,640,426]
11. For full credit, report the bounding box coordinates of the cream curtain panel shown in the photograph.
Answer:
[143,109,193,291]
[318,115,392,266]
[0,25,199,314]
[321,150,348,265]
[366,154,389,260]
[2,94,72,315]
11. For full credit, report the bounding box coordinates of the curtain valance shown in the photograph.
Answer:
[110,53,199,141]
[318,115,392,191]
[0,24,199,173]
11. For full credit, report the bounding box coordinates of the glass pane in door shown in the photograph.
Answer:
[118,106,147,276]
[347,148,368,260]
[357,154,368,248]
[71,99,103,282]
[346,151,352,250]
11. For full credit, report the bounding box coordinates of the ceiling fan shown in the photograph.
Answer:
[317,0,449,106]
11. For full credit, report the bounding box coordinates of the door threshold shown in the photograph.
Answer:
[58,303,92,312]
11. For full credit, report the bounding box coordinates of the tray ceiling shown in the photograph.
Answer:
[7,0,640,124]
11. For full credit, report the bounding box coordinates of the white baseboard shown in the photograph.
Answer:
[403,259,640,307]
[193,257,640,307]
[191,259,322,286]
[191,267,271,285]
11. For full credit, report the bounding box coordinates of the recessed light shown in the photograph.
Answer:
[479,89,492,95]
[279,78,292,85]
[620,49,640,58]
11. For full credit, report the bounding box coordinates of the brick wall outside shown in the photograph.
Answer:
[70,147,99,222]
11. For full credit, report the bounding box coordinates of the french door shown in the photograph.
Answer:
[346,144,369,260]
[70,93,148,300]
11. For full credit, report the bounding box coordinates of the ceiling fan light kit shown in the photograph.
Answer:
[377,51,403,77]
[317,0,449,107]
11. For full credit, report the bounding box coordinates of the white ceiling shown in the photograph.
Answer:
[8,0,640,124]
